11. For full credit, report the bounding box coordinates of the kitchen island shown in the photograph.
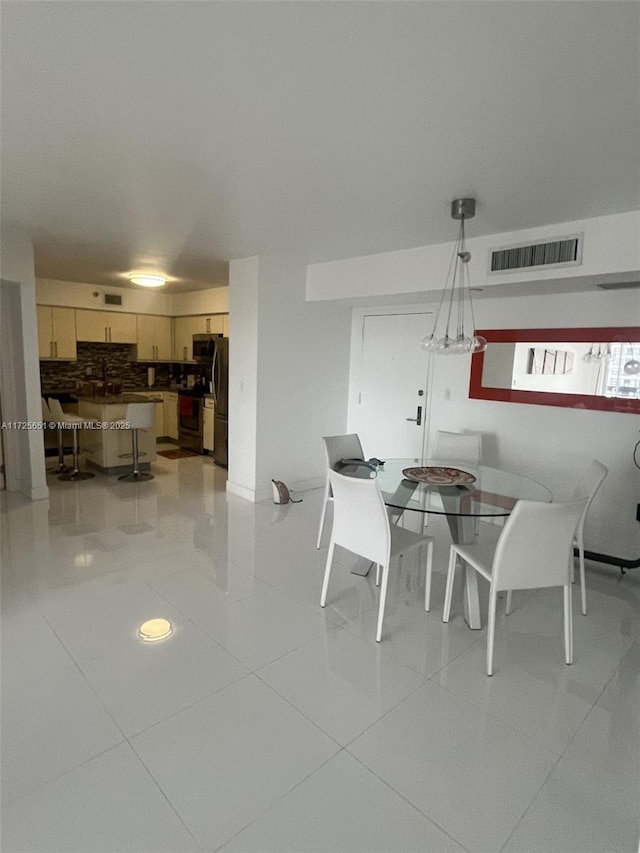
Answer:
[77,394,163,475]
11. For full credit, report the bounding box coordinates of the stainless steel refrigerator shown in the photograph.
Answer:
[212,337,229,467]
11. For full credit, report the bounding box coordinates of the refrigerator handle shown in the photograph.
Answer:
[212,348,219,406]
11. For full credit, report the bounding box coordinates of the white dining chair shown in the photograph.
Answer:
[442,498,586,675]
[316,433,365,549]
[47,398,95,481]
[432,430,481,467]
[112,402,156,482]
[321,469,434,641]
[572,460,608,615]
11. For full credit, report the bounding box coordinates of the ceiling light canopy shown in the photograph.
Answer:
[421,198,487,356]
[128,274,166,288]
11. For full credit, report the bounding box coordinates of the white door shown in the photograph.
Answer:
[353,312,431,459]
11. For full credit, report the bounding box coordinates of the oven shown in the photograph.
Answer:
[178,391,204,453]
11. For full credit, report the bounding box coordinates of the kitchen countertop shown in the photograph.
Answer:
[76,393,164,405]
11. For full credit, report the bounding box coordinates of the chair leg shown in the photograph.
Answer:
[563,583,573,664]
[487,586,498,676]
[320,541,335,607]
[424,540,434,612]
[442,548,458,623]
[375,563,381,587]
[505,590,513,615]
[316,483,331,549]
[576,533,587,615]
[376,562,390,642]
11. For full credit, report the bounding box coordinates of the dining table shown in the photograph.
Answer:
[338,458,552,630]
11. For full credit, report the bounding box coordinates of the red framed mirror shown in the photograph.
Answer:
[469,327,640,414]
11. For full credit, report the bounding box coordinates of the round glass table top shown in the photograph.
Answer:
[338,458,552,518]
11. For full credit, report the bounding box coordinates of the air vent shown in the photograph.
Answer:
[104,293,122,305]
[596,281,640,291]
[489,234,582,274]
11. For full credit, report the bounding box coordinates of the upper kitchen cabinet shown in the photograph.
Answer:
[222,314,229,337]
[173,314,228,361]
[37,306,77,360]
[76,309,137,343]
[135,314,173,361]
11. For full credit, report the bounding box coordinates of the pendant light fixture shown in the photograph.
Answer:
[421,198,487,355]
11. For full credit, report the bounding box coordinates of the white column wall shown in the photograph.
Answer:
[227,255,352,503]
[227,257,259,501]
[0,226,48,500]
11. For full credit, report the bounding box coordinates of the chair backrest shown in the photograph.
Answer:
[328,469,391,567]
[322,433,365,470]
[572,459,608,539]
[47,397,65,422]
[125,402,156,429]
[432,430,481,467]
[41,397,52,421]
[492,499,587,592]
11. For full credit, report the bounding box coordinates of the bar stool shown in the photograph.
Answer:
[114,402,155,482]
[42,397,69,474]
[47,398,95,481]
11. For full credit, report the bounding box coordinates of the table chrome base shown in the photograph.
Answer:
[118,471,154,482]
[445,513,481,630]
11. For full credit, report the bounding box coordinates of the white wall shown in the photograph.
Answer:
[307,211,640,304]
[227,255,352,502]
[227,257,259,501]
[36,278,173,314]
[172,287,229,316]
[36,278,229,317]
[422,288,639,559]
[0,227,48,500]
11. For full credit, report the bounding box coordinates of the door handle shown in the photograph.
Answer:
[50,341,54,358]
[206,318,211,333]
[105,327,108,342]
[183,346,187,361]
[406,406,422,426]
[54,341,58,358]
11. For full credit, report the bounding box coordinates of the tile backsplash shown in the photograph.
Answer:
[39,343,172,394]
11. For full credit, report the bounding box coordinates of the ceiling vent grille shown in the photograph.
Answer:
[488,234,582,274]
[104,293,122,306]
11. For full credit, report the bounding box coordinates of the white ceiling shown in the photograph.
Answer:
[2,2,638,294]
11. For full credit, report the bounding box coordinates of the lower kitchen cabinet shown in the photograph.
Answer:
[164,392,179,440]
[203,397,215,452]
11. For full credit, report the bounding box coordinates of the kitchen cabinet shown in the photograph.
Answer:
[203,397,215,452]
[172,314,228,360]
[37,306,77,360]
[76,310,137,344]
[136,315,173,361]
[173,316,199,362]
[222,314,229,337]
[164,392,179,440]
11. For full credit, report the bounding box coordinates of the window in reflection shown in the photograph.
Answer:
[481,341,640,400]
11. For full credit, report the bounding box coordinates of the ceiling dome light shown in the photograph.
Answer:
[128,274,166,288]
[139,618,173,641]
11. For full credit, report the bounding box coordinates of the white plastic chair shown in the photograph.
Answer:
[442,498,586,675]
[47,398,95,481]
[432,430,481,467]
[112,402,156,482]
[572,460,608,615]
[316,433,365,549]
[321,469,434,642]
[432,430,482,530]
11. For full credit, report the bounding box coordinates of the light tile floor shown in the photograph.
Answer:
[1,451,638,852]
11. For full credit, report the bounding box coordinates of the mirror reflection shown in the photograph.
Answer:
[482,341,640,399]
[469,327,640,413]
